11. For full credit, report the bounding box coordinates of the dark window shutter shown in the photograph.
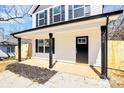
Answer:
[52,38,55,54]
[69,5,73,20]
[50,8,53,24]
[35,39,38,52]
[61,5,65,21]
[85,5,90,16]
[36,14,38,27]
[44,10,47,25]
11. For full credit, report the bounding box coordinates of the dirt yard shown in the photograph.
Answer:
[0,60,124,88]
[6,63,57,84]
[0,60,17,72]
[108,69,124,88]
[95,67,124,88]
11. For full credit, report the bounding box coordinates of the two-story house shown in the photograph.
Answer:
[11,5,123,78]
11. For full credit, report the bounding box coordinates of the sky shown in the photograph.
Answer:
[0,5,32,37]
[0,5,123,37]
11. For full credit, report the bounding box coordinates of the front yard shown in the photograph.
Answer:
[6,63,57,84]
[95,67,124,88]
[0,59,124,88]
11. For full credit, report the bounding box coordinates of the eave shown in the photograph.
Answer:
[11,10,123,37]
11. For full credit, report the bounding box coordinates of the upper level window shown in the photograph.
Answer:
[50,5,65,24]
[53,6,61,23]
[36,10,47,27]
[69,5,90,20]
[73,5,84,18]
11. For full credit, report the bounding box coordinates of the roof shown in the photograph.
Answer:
[11,10,123,36]
[0,50,8,58]
[0,41,17,46]
[28,5,40,15]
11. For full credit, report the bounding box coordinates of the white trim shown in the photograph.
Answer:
[65,5,69,21]
[77,37,87,44]
[28,5,39,15]
[31,57,76,64]
[37,10,47,27]
[47,8,50,25]
[37,39,50,53]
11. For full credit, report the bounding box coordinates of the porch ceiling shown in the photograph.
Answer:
[14,14,121,39]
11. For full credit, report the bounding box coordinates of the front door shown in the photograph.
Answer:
[76,36,88,63]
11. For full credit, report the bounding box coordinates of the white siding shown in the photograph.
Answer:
[32,28,101,65]
[91,5,103,15]
[32,13,36,28]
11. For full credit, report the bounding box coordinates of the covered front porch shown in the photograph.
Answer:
[21,58,101,79]
[11,10,123,79]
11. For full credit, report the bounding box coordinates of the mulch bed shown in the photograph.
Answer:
[6,63,57,84]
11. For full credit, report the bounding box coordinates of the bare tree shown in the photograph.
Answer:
[0,5,31,22]
[0,5,31,40]
[108,6,124,40]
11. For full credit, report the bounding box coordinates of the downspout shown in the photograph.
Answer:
[11,34,22,62]
[105,16,109,78]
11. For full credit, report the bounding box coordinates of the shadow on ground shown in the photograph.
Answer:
[89,65,101,78]
[5,63,57,84]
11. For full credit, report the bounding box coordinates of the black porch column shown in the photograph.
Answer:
[100,26,107,79]
[49,33,53,68]
[18,38,21,62]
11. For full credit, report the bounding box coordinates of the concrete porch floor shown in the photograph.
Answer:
[21,58,101,80]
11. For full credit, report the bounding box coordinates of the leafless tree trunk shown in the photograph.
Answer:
[108,7,124,40]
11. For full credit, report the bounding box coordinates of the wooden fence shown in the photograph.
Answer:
[108,40,124,71]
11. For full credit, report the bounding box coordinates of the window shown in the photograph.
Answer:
[11,47,15,52]
[36,10,47,27]
[50,5,65,24]
[38,40,44,53]
[7,47,11,53]
[77,38,87,44]
[7,47,15,53]
[36,39,55,53]
[69,5,90,20]
[44,39,49,53]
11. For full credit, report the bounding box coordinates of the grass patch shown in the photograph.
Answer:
[6,63,57,84]
[0,60,17,72]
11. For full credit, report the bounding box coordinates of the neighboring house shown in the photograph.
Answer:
[11,5,123,78]
[0,41,16,58]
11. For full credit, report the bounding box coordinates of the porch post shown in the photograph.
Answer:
[49,33,53,68]
[100,26,107,79]
[18,38,21,62]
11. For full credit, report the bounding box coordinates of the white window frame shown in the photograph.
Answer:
[77,38,87,44]
[72,5,85,19]
[38,39,44,53]
[38,39,49,53]
[38,11,46,27]
[52,5,62,24]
